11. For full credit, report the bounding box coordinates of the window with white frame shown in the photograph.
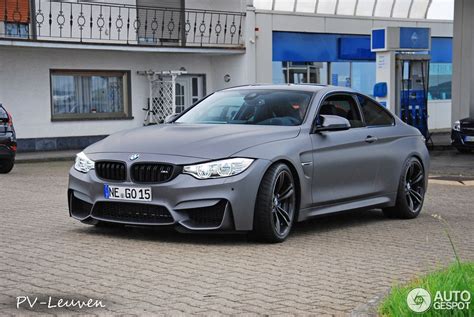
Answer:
[50,70,131,120]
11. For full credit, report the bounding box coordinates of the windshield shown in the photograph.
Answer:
[175,89,313,126]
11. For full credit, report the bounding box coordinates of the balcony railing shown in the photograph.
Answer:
[0,0,245,48]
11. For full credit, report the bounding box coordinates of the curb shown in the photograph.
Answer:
[15,154,75,164]
[428,145,454,151]
[428,179,474,186]
[351,290,389,317]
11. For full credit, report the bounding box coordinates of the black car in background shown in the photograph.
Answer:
[0,104,16,173]
[452,117,474,153]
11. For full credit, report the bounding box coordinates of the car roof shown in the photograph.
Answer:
[221,84,358,94]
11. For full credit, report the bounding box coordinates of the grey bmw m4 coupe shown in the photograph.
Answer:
[68,85,429,242]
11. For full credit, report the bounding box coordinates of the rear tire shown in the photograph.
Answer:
[252,163,297,243]
[0,158,14,174]
[383,157,426,219]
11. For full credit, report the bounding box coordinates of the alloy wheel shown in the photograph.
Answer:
[271,170,296,237]
[404,160,425,213]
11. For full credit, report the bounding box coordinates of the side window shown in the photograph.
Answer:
[318,94,364,128]
[357,95,395,126]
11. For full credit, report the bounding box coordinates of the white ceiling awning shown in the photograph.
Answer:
[253,0,454,20]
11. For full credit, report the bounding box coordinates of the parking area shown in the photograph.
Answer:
[1,153,474,316]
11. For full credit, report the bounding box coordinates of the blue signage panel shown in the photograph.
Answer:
[431,37,452,63]
[272,32,375,62]
[399,27,430,50]
[272,32,450,63]
[339,38,375,60]
[371,29,385,50]
[373,82,387,98]
[272,32,338,62]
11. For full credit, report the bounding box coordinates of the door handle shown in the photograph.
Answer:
[365,135,378,143]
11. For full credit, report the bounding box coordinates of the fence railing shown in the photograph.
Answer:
[0,0,245,48]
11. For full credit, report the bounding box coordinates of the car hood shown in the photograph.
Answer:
[85,124,300,159]
[460,117,474,125]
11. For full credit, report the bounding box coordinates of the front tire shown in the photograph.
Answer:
[383,157,426,219]
[253,163,297,243]
[0,158,14,174]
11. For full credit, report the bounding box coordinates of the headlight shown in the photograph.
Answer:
[453,120,461,132]
[74,151,95,173]
[183,158,254,179]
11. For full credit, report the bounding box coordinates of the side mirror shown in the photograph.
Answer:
[313,115,351,133]
[164,113,179,123]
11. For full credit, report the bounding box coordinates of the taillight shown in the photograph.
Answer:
[10,144,17,152]
[7,112,12,127]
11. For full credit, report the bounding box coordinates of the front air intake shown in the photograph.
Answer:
[92,202,174,224]
[131,163,176,183]
[95,161,126,181]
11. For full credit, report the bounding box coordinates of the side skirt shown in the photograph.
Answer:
[297,193,397,222]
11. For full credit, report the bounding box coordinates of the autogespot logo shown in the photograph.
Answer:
[407,288,432,313]
[407,288,472,313]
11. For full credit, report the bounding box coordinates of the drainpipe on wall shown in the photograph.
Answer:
[245,0,257,84]
[29,0,36,40]
[180,0,185,46]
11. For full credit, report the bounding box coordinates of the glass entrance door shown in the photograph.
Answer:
[276,62,328,84]
[330,62,351,87]
[351,62,376,96]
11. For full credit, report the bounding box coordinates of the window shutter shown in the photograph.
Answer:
[0,0,30,23]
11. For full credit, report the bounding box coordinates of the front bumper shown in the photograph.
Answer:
[68,157,270,232]
[0,146,15,159]
[451,130,474,150]
[0,134,16,160]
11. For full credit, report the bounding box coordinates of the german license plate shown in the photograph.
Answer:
[104,184,152,202]
[465,136,474,142]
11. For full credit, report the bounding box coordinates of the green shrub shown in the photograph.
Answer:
[379,262,474,317]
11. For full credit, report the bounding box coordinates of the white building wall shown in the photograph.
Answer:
[428,101,452,130]
[452,0,474,121]
[209,54,248,92]
[186,0,246,12]
[0,46,244,139]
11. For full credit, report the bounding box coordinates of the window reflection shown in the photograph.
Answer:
[273,61,376,96]
[428,63,452,100]
[273,61,452,101]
